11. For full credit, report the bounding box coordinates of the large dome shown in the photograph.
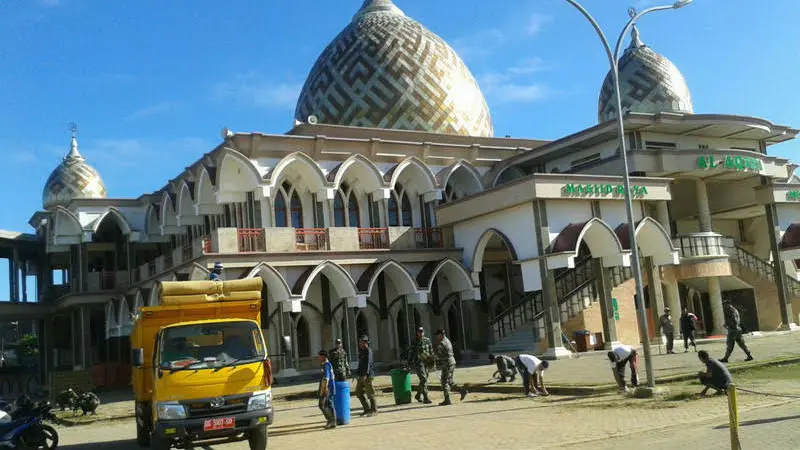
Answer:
[295,0,493,137]
[42,132,107,209]
[598,26,693,123]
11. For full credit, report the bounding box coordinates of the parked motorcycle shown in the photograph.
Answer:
[0,400,58,449]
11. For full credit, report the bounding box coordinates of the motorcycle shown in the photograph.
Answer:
[0,401,59,449]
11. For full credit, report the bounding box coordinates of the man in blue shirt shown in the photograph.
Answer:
[697,350,733,396]
[209,262,224,281]
[317,350,336,429]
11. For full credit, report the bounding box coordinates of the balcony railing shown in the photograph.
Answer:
[673,233,736,259]
[358,228,390,250]
[237,228,266,253]
[414,227,443,249]
[296,228,329,251]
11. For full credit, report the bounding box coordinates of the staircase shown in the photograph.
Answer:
[487,256,631,353]
[486,242,800,354]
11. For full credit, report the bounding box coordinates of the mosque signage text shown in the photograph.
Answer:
[696,155,763,173]
[787,190,800,201]
[562,183,649,198]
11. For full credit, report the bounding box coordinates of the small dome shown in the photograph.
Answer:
[42,131,107,209]
[295,0,493,137]
[598,26,693,123]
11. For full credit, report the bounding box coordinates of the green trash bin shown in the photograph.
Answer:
[390,369,412,405]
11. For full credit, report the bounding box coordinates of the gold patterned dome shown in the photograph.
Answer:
[598,26,693,123]
[295,0,493,137]
[42,129,107,209]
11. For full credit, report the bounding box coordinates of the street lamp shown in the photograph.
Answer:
[564,0,692,389]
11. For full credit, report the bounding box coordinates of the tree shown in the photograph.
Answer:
[16,333,39,356]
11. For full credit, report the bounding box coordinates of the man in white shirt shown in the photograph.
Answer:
[513,354,550,397]
[607,344,639,391]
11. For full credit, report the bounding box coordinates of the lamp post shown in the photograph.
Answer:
[564,0,691,388]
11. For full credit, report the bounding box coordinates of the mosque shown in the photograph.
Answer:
[1,0,799,387]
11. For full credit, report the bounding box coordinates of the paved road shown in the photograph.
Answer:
[56,388,800,450]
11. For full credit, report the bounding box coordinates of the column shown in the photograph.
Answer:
[695,179,712,232]
[11,248,19,302]
[707,277,725,335]
[540,266,570,359]
[592,259,619,348]
[21,258,28,302]
[764,201,796,330]
[457,293,469,354]
[80,306,90,369]
[345,307,358,366]
[664,280,682,323]
[7,258,15,302]
[644,257,665,329]
[655,201,672,235]
[70,311,77,369]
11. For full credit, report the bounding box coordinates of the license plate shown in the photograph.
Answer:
[203,417,235,432]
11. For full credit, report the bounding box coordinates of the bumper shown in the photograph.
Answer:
[154,407,274,442]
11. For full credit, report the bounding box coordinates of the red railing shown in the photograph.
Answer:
[202,235,212,254]
[358,228,390,250]
[296,228,329,251]
[414,227,444,249]
[238,228,266,253]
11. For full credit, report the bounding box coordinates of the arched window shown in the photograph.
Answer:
[396,307,409,350]
[296,316,310,358]
[334,192,346,227]
[274,191,287,227]
[290,191,303,228]
[348,192,360,227]
[388,195,400,227]
[401,192,412,227]
[447,306,460,344]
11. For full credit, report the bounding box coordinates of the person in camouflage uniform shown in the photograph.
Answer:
[433,329,468,406]
[488,353,517,382]
[329,338,350,382]
[406,327,434,404]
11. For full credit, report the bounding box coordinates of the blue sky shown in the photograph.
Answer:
[0,0,798,240]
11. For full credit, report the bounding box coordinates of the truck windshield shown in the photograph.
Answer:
[158,321,265,371]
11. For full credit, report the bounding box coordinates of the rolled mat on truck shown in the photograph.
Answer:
[159,279,263,305]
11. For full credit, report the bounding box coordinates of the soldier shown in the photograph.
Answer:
[720,300,753,363]
[488,353,517,383]
[433,329,468,406]
[406,327,434,404]
[329,338,350,382]
[658,307,676,354]
[355,335,377,417]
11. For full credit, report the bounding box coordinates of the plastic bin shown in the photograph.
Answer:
[334,381,350,425]
[390,369,412,405]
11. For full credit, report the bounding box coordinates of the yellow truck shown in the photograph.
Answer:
[130,278,274,450]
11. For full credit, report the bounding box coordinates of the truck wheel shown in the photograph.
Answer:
[248,425,268,450]
[150,433,170,450]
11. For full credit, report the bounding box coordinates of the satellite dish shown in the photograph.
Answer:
[221,127,233,139]
[307,115,319,125]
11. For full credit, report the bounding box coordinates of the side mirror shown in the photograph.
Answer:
[281,335,292,354]
[131,348,145,367]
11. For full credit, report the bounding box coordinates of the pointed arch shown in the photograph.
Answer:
[357,260,419,297]
[290,190,304,228]
[176,180,201,224]
[387,156,437,192]
[333,191,346,227]
[551,218,624,257]
[330,154,386,193]
[195,165,220,213]
[105,300,119,339]
[470,228,519,273]
[216,148,263,192]
[51,205,83,242]
[133,290,145,315]
[266,152,329,195]
[118,296,133,333]
[245,262,293,303]
[91,207,133,236]
[347,191,360,227]
[437,160,483,200]
[615,217,679,266]
[145,203,161,236]
[292,261,358,301]
[417,258,475,298]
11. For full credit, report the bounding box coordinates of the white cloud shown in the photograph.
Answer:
[452,29,506,61]
[479,59,555,104]
[126,102,177,121]
[12,152,37,164]
[526,14,553,36]
[87,137,209,168]
[211,73,301,110]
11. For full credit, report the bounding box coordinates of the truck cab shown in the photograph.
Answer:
[131,279,274,450]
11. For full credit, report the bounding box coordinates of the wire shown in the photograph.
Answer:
[736,387,800,400]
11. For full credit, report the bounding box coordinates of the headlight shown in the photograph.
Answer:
[156,402,187,420]
[247,390,272,411]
